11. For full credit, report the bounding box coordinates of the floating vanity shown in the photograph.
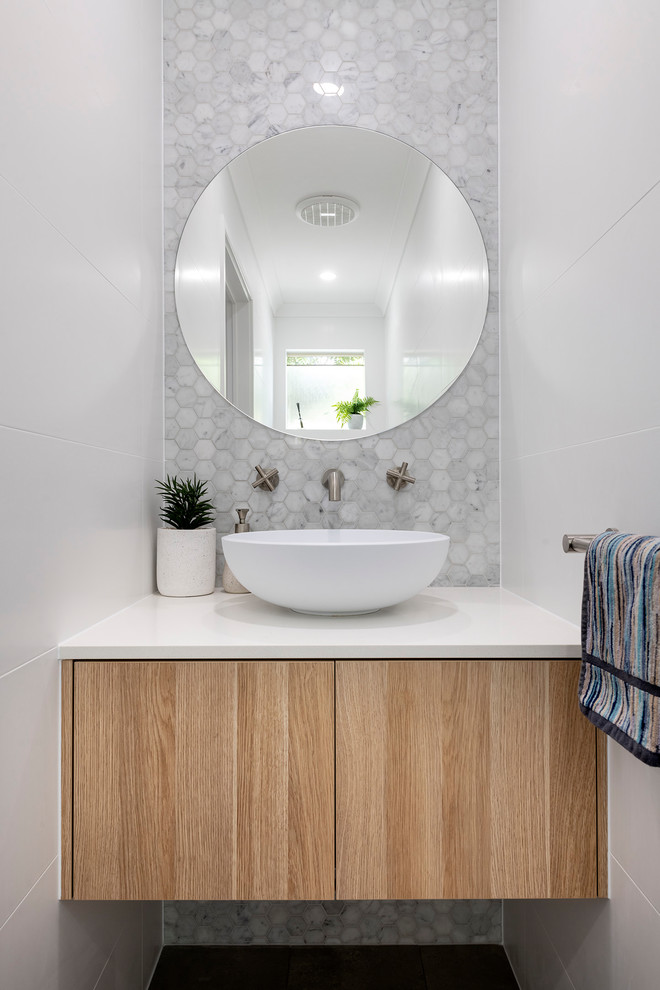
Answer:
[59,588,606,903]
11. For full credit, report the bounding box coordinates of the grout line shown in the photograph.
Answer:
[0,169,141,313]
[0,857,57,934]
[0,645,59,681]
[501,942,522,990]
[611,855,660,922]
[0,421,162,462]
[143,916,163,990]
[507,176,660,327]
[529,904,580,990]
[502,424,660,464]
[89,926,125,990]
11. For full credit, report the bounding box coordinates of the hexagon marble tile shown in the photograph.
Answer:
[165,899,501,946]
[164,0,499,587]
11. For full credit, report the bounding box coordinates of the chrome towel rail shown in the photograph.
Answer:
[562,528,618,553]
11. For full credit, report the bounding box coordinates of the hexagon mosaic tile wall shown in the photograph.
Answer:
[164,0,499,947]
[164,0,499,589]
[165,899,501,946]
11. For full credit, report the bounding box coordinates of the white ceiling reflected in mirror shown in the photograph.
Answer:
[175,126,489,440]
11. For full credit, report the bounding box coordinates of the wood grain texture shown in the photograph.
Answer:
[547,661,598,898]
[437,662,492,896]
[286,661,335,899]
[175,661,236,898]
[72,661,334,900]
[336,660,600,900]
[73,662,177,899]
[489,661,549,898]
[60,660,74,900]
[335,661,388,895]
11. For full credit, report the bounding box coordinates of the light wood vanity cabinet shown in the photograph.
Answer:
[62,661,334,900]
[336,660,605,899]
[62,658,606,901]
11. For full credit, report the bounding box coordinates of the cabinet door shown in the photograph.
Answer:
[71,661,334,900]
[336,660,601,899]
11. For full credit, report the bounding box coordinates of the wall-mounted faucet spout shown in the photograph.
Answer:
[322,468,345,501]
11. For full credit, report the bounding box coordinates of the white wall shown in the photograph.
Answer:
[0,1,164,987]
[384,167,489,429]
[500,1,660,987]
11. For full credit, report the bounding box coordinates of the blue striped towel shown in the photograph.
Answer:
[579,531,660,765]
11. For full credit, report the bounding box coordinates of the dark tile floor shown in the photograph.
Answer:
[149,945,519,989]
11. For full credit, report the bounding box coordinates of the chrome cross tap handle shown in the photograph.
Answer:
[252,464,279,492]
[386,462,416,491]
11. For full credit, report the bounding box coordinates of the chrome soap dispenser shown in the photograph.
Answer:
[222,508,250,594]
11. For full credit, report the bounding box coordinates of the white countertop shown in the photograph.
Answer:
[59,587,581,660]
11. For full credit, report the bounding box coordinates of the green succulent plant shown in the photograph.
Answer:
[332,389,379,427]
[155,474,215,530]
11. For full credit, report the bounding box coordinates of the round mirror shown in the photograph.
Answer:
[175,126,489,440]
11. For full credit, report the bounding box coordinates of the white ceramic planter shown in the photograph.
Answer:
[348,413,364,429]
[156,527,216,597]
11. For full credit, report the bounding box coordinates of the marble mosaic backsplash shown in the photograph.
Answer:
[164,0,499,586]
[165,899,502,946]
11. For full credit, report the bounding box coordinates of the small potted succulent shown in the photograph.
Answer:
[155,474,216,597]
[332,389,379,429]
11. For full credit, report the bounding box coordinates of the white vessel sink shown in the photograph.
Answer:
[221,529,450,615]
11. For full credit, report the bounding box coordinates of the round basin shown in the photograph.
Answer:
[221,529,450,615]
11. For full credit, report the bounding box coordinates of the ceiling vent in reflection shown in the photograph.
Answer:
[296,196,359,228]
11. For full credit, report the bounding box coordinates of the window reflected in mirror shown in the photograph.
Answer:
[286,352,366,432]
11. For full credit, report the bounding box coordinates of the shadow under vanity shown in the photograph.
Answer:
[59,588,606,903]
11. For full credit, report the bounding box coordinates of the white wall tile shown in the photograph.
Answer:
[520,861,660,990]
[499,453,528,600]
[520,909,577,990]
[506,866,660,990]
[0,427,156,679]
[501,427,660,622]
[609,741,660,913]
[501,0,660,987]
[92,903,144,990]
[499,292,526,466]
[0,652,59,926]
[500,0,660,321]
[1,0,163,985]
[0,0,142,305]
[0,177,150,455]
[0,861,140,990]
[509,185,660,461]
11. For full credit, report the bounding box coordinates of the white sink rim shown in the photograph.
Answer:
[221,529,450,615]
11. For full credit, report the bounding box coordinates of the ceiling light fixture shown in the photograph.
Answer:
[319,271,337,281]
[296,196,359,228]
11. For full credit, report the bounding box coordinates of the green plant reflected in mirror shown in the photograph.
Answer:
[333,389,379,429]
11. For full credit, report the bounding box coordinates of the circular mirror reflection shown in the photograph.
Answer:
[175,126,489,440]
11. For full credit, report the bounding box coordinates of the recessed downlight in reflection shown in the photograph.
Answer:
[319,270,337,281]
[313,82,345,97]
